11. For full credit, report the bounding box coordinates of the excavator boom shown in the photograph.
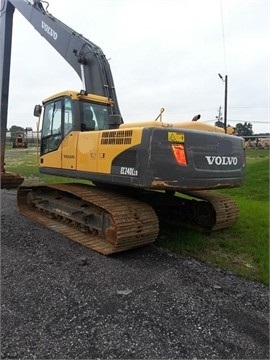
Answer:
[1,0,121,107]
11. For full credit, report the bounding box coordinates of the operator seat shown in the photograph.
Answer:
[81,109,95,131]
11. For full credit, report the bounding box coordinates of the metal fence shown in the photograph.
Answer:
[6,131,41,147]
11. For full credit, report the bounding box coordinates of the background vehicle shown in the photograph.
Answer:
[12,131,28,148]
[0,0,245,254]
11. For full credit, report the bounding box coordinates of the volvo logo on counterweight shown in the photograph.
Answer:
[41,21,58,40]
[205,156,238,165]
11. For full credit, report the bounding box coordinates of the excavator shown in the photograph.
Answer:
[0,0,245,255]
[12,130,28,148]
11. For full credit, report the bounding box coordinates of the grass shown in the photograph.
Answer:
[157,149,269,285]
[4,146,87,185]
[4,147,269,284]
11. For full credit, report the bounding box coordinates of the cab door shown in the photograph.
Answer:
[61,132,79,170]
[76,131,99,173]
[61,97,78,170]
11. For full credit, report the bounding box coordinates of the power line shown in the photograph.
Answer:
[227,120,269,124]
[229,105,268,109]
[202,119,269,124]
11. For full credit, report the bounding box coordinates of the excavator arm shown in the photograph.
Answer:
[0,0,121,187]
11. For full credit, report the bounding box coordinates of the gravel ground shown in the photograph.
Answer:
[1,189,269,360]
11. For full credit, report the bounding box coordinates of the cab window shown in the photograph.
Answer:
[64,98,73,135]
[80,101,110,131]
[41,99,62,155]
[40,97,75,155]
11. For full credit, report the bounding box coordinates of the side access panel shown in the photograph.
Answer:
[76,131,99,173]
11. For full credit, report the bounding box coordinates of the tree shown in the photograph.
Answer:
[9,125,24,137]
[215,120,224,128]
[235,122,253,137]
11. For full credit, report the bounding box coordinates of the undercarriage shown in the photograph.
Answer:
[17,183,239,255]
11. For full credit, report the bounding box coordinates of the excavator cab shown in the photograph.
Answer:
[34,90,122,156]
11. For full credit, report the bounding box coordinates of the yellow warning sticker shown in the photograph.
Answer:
[168,132,185,143]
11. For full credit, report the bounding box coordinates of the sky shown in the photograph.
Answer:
[4,0,270,134]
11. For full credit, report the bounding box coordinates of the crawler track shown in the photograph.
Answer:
[127,189,240,232]
[17,183,239,255]
[17,183,159,255]
[182,190,240,230]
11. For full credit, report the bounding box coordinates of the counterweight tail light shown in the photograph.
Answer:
[172,143,187,165]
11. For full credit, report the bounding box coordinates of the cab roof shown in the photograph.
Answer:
[42,90,114,105]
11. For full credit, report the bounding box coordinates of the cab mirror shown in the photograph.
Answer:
[33,105,42,117]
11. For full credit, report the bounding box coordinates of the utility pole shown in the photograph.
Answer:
[218,73,228,133]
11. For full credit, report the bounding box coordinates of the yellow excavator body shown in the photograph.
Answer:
[1,2,245,255]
